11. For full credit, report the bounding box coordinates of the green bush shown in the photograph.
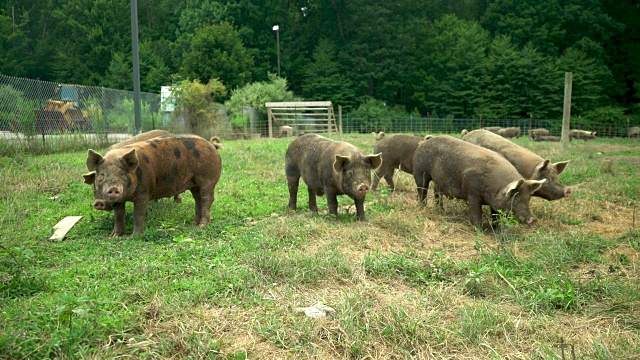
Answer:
[0,84,36,134]
[225,74,300,126]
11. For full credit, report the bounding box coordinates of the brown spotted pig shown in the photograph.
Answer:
[86,134,222,237]
[83,129,181,210]
[371,133,423,191]
[412,135,546,227]
[461,129,570,200]
[568,129,597,142]
[285,134,382,221]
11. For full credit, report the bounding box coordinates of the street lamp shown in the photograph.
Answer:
[272,25,281,77]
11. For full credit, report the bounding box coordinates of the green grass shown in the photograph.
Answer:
[1,134,639,359]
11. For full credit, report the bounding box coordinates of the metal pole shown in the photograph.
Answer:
[131,0,142,134]
[276,28,281,77]
[561,72,572,151]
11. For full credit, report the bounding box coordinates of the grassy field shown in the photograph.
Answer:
[1,133,639,359]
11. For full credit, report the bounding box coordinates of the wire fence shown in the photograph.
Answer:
[1,74,638,155]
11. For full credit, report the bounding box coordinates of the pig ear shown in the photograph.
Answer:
[504,179,525,198]
[121,149,139,172]
[525,179,548,195]
[333,155,350,173]
[592,131,597,136]
[553,161,569,175]
[367,153,383,170]
[82,171,95,184]
[86,149,104,171]
[534,160,550,177]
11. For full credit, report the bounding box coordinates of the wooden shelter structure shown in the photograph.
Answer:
[265,101,340,138]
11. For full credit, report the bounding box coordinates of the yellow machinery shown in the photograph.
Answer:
[35,85,96,133]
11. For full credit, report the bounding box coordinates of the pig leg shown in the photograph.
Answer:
[197,190,215,227]
[354,197,366,221]
[132,198,149,235]
[467,196,484,228]
[308,188,318,213]
[190,187,203,224]
[287,175,300,211]
[383,173,395,192]
[371,170,383,191]
[326,189,340,219]
[111,202,127,237]
[192,183,215,227]
[414,172,431,205]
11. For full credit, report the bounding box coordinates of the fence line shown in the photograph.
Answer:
[1,74,638,154]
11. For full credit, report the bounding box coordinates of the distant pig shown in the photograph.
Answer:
[533,135,560,142]
[569,129,597,142]
[482,126,503,134]
[285,134,382,221]
[412,135,546,227]
[461,129,570,201]
[528,128,549,139]
[85,134,222,237]
[371,133,424,191]
[627,126,640,138]
[83,129,181,210]
[497,127,521,138]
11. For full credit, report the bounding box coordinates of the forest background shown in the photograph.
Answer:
[1,0,639,124]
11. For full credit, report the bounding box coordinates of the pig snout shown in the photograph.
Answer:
[564,188,571,197]
[94,200,107,210]
[106,186,122,200]
[356,183,370,198]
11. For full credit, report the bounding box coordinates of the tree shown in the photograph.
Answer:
[180,22,254,92]
[104,52,133,91]
[481,36,549,118]
[301,38,356,111]
[225,74,299,120]
[414,15,489,118]
[0,11,33,77]
[172,78,227,135]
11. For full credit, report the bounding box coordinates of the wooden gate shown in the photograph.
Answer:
[265,101,340,138]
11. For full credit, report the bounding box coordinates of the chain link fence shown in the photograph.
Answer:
[1,74,638,154]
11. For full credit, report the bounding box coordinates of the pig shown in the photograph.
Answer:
[412,135,546,227]
[528,128,550,139]
[569,129,597,142]
[533,135,560,142]
[627,126,640,138]
[209,136,224,149]
[461,129,570,200]
[108,129,173,151]
[482,126,504,134]
[285,134,382,221]
[279,126,294,137]
[85,134,222,237]
[497,127,521,138]
[84,130,181,210]
[371,133,424,191]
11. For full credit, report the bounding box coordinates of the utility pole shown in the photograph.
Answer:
[131,0,142,134]
[273,25,281,77]
[561,72,572,151]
